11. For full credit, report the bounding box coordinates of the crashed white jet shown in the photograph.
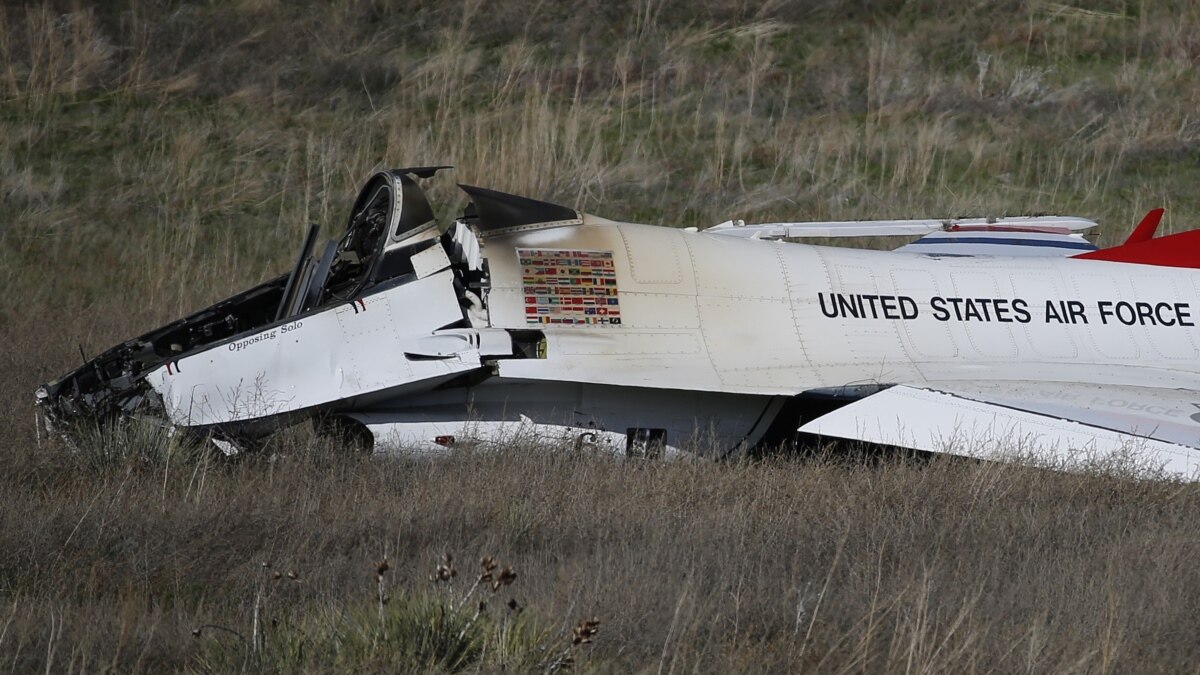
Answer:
[35,167,1200,479]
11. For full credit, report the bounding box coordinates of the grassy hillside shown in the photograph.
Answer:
[4,1,1200,671]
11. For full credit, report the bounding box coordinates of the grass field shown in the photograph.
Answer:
[4,0,1200,671]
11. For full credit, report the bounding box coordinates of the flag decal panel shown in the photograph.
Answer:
[518,248,622,326]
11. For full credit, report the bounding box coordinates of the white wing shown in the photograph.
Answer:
[704,216,1098,240]
[799,382,1200,481]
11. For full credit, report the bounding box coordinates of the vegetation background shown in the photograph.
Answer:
[3,0,1200,671]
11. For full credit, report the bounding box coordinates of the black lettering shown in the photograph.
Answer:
[1135,302,1157,326]
[818,293,838,318]
[1013,298,1031,323]
[946,297,965,321]
[993,298,1012,323]
[963,298,983,321]
[820,293,929,321]
[1178,302,1194,327]
[861,294,880,319]
[1067,300,1088,324]
[977,298,995,321]
[837,294,859,318]
[880,295,899,320]
[1115,301,1137,325]
[1045,300,1064,323]
[931,296,949,321]
[1154,302,1177,327]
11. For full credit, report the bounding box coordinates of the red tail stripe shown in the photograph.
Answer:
[1074,228,1200,269]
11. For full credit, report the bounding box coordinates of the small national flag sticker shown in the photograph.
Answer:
[519,248,622,326]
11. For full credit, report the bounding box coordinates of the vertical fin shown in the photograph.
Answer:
[1123,208,1165,245]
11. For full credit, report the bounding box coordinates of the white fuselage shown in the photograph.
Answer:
[146,217,1200,454]
[486,219,1200,393]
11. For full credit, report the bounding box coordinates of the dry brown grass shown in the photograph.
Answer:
[2,435,1199,672]
[5,0,1200,671]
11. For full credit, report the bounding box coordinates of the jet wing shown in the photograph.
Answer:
[703,216,1097,239]
[798,382,1200,481]
[704,216,1098,258]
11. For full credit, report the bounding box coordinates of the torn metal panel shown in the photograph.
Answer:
[458,184,582,236]
[411,241,453,279]
[146,269,471,428]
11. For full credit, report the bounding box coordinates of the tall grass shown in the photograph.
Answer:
[5,0,1200,670]
[2,432,1199,672]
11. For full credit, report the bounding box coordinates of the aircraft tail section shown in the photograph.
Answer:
[1073,208,1200,269]
[1121,207,1165,245]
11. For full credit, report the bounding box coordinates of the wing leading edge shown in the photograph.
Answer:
[704,216,1099,258]
[704,215,1097,239]
[798,384,1200,481]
